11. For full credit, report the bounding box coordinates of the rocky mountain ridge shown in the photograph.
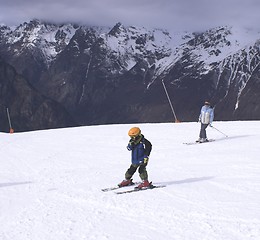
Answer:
[0,20,259,132]
[0,57,75,132]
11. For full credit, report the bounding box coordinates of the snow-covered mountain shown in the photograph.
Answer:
[0,20,259,131]
[155,26,260,121]
[0,20,78,65]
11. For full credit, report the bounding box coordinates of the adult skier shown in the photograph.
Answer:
[118,127,152,189]
[197,101,214,143]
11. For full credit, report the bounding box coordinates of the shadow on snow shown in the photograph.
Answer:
[155,176,215,186]
[0,181,32,188]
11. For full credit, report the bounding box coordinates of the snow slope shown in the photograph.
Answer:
[1,121,260,240]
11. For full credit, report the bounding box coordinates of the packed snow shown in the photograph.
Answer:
[1,121,260,240]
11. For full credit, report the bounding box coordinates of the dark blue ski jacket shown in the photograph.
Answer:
[127,135,152,165]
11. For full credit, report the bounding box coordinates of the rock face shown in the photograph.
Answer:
[0,57,75,132]
[0,20,259,131]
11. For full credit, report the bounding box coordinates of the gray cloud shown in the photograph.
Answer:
[1,0,260,32]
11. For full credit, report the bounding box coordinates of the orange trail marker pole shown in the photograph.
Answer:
[6,108,14,133]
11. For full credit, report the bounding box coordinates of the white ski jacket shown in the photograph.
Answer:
[199,105,214,124]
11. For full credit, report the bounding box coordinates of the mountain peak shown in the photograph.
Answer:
[0,20,260,131]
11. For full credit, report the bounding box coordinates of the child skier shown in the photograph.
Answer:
[118,127,152,189]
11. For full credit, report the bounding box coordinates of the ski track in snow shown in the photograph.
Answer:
[0,121,260,240]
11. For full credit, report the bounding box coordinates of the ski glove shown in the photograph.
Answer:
[143,156,149,166]
[127,139,135,150]
[127,144,132,151]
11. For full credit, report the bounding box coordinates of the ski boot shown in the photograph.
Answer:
[118,179,134,188]
[136,180,152,189]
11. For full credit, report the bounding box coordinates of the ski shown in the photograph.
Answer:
[102,186,121,192]
[183,139,215,145]
[101,181,137,192]
[115,185,166,195]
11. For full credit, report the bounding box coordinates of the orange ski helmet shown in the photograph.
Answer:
[128,127,141,137]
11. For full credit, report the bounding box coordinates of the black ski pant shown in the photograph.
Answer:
[199,123,209,139]
[125,164,148,181]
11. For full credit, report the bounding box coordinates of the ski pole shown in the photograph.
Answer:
[210,125,228,137]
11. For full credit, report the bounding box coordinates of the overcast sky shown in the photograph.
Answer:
[1,0,260,32]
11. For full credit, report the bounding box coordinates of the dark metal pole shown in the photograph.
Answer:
[161,80,179,123]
